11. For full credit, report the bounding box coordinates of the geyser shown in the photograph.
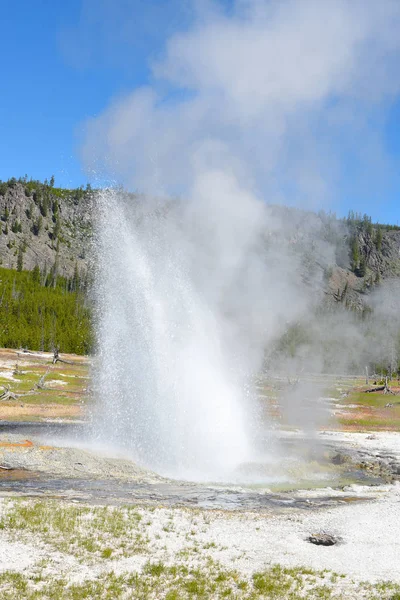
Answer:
[85,0,400,482]
[92,176,275,480]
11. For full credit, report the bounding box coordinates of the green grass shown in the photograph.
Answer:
[0,500,147,560]
[339,416,400,430]
[342,391,400,408]
[332,385,400,431]
[0,359,89,409]
[7,392,83,406]
[0,562,399,599]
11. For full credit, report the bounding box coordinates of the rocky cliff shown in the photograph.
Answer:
[0,179,93,279]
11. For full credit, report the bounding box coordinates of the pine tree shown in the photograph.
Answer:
[17,245,23,272]
[2,207,9,222]
[375,228,383,252]
[40,198,48,217]
[52,217,61,240]
[32,264,41,284]
[32,216,42,236]
[357,256,366,278]
[350,235,360,272]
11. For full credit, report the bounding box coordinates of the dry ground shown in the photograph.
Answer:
[1,352,400,598]
[0,348,88,422]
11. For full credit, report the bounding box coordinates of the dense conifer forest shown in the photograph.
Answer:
[0,267,92,354]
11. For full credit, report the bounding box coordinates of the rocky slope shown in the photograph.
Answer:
[325,228,400,311]
[1,178,400,310]
[0,179,93,278]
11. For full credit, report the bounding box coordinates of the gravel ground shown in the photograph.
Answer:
[0,430,399,597]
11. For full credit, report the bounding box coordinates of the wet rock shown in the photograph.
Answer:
[331,452,351,465]
[308,533,338,546]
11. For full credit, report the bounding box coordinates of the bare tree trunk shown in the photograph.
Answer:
[0,385,20,401]
[52,347,74,365]
[365,376,396,395]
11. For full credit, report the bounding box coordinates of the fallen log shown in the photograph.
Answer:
[35,368,51,390]
[0,385,20,401]
[365,377,396,395]
[52,348,74,365]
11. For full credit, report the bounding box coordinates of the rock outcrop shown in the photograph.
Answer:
[0,181,93,278]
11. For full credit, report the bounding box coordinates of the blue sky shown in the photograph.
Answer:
[0,0,399,224]
[0,0,156,188]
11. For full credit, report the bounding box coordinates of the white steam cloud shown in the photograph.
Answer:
[82,0,400,206]
[84,0,400,479]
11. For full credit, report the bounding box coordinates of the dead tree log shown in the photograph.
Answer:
[365,377,396,395]
[52,347,73,365]
[0,385,20,401]
[35,368,51,390]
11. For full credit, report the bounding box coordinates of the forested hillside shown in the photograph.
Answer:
[0,176,93,354]
[0,175,400,359]
[0,267,92,354]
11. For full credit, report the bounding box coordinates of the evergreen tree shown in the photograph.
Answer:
[52,217,61,240]
[39,198,48,217]
[375,228,383,252]
[32,264,41,284]
[350,235,360,272]
[17,245,23,272]
[11,220,22,234]
[357,256,366,278]
[25,203,34,219]
[31,216,42,236]
[2,207,9,222]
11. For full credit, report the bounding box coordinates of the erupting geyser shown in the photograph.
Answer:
[83,0,400,483]
[92,177,272,480]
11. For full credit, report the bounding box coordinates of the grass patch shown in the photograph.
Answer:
[343,391,400,408]
[339,415,400,431]
[8,392,81,405]
[0,358,89,415]
[0,500,148,560]
[334,387,400,431]
[0,562,399,599]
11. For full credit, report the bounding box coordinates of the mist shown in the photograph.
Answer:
[85,0,400,479]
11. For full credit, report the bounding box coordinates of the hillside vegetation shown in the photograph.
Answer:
[1,176,400,361]
[0,267,92,354]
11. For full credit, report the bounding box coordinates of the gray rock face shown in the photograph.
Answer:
[0,183,93,277]
[358,229,400,278]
